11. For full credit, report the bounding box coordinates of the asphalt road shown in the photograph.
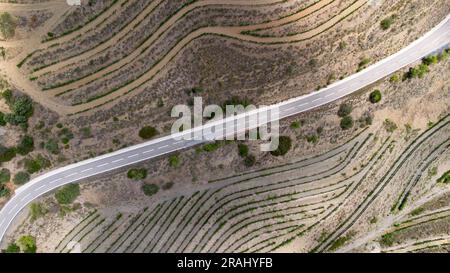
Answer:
[0,15,449,246]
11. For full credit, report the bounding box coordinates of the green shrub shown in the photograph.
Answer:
[11,95,33,118]
[202,142,221,152]
[55,183,80,205]
[190,87,204,94]
[80,127,92,138]
[422,55,438,66]
[337,103,352,117]
[2,89,12,104]
[340,116,354,130]
[358,58,371,69]
[389,74,399,83]
[44,139,59,154]
[306,134,319,144]
[0,112,5,126]
[270,136,292,157]
[17,135,34,156]
[383,119,398,133]
[24,154,51,174]
[138,126,158,140]
[290,121,300,129]
[0,168,10,184]
[380,17,393,30]
[238,143,249,157]
[127,168,147,180]
[13,171,30,185]
[2,243,20,253]
[29,202,47,221]
[437,170,450,184]
[142,184,159,197]
[369,90,382,103]
[18,235,36,253]
[0,145,16,162]
[168,155,181,167]
[162,182,174,190]
[0,12,16,39]
[244,154,256,167]
[0,184,10,198]
[380,233,395,247]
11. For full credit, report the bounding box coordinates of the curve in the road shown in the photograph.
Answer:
[0,13,449,246]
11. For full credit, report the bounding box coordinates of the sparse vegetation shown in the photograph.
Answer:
[139,126,159,140]
[380,233,395,247]
[168,155,181,168]
[238,143,249,157]
[270,136,292,157]
[369,90,382,103]
[0,12,16,39]
[29,202,47,221]
[55,184,80,205]
[17,235,37,253]
[337,103,352,118]
[0,168,10,184]
[383,119,398,133]
[340,116,354,130]
[13,171,30,185]
[127,168,147,180]
[380,16,394,30]
[44,139,60,155]
[142,184,159,197]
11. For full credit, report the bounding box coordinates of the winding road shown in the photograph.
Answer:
[0,13,449,247]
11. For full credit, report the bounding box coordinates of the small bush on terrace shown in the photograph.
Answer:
[0,145,16,163]
[0,112,5,126]
[4,95,33,127]
[340,116,354,130]
[380,17,394,30]
[380,233,395,247]
[238,143,249,157]
[168,155,181,168]
[142,184,159,197]
[55,183,80,205]
[2,243,20,253]
[29,202,47,221]
[244,154,256,167]
[0,12,17,39]
[13,171,30,185]
[17,135,34,156]
[369,90,382,103]
[17,235,36,253]
[384,119,398,133]
[23,154,51,174]
[127,168,147,180]
[0,184,10,198]
[139,126,159,140]
[270,136,292,157]
[337,103,352,117]
[0,168,10,184]
[44,139,59,155]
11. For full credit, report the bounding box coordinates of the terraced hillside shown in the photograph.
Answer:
[0,0,449,253]
[7,111,449,252]
[1,0,448,116]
